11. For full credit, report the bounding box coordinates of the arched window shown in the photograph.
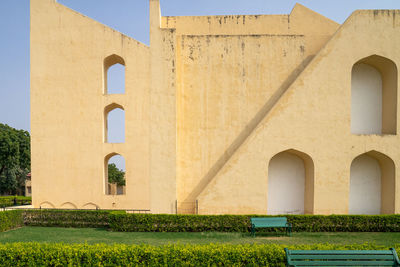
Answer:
[104,54,125,94]
[351,55,397,135]
[104,103,125,143]
[267,149,314,215]
[349,151,395,214]
[104,153,126,195]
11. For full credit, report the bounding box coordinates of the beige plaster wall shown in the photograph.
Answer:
[31,0,151,209]
[149,0,177,214]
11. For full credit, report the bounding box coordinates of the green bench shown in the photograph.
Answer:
[250,217,292,237]
[285,248,400,266]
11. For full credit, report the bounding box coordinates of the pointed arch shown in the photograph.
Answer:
[351,55,397,134]
[267,149,314,215]
[39,201,55,209]
[60,202,78,209]
[349,150,395,214]
[104,103,124,114]
[104,103,125,143]
[104,54,125,94]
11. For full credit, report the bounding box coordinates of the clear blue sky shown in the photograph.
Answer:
[1,0,400,133]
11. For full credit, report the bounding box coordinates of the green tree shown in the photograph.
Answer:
[0,124,30,195]
[108,163,125,186]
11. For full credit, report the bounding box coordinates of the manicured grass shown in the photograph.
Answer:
[0,227,400,246]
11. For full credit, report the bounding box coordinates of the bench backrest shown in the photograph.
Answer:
[285,248,400,266]
[251,217,287,227]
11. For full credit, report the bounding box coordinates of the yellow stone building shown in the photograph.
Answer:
[31,0,400,214]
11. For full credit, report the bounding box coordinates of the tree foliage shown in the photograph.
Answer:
[0,124,30,195]
[108,163,125,186]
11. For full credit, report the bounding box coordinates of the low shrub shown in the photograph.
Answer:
[0,196,31,208]
[0,242,397,266]
[108,213,250,232]
[17,210,400,233]
[109,213,400,233]
[0,210,23,232]
[23,210,110,228]
[285,214,400,232]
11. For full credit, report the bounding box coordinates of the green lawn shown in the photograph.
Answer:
[0,227,399,246]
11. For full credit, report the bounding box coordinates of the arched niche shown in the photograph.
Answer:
[60,202,78,209]
[267,149,314,215]
[39,201,55,209]
[349,150,395,214]
[104,54,125,94]
[351,55,397,135]
[82,202,99,210]
[104,103,125,143]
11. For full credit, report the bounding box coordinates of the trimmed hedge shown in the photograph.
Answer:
[285,215,400,232]
[0,210,23,232]
[109,213,400,232]
[0,196,31,208]
[0,209,397,233]
[23,210,110,228]
[108,213,250,232]
[0,242,398,266]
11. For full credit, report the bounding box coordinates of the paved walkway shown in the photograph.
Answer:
[4,205,34,210]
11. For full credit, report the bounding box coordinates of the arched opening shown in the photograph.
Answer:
[349,151,395,214]
[104,103,125,143]
[104,153,126,195]
[351,55,397,135]
[267,149,314,215]
[104,54,125,94]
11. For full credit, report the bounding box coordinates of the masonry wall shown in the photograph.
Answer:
[31,0,400,215]
[31,0,152,209]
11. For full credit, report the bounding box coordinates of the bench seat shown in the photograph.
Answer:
[285,248,400,266]
[250,217,292,237]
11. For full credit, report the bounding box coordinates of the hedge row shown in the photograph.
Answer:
[2,210,400,233]
[108,213,250,232]
[109,213,400,232]
[23,210,110,228]
[0,242,398,266]
[285,215,400,232]
[0,196,31,208]
[0,210,23,232]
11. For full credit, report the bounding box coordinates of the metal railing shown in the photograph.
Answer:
[175,200,198,214]
[3,207,151,214]
[267,209,302,215]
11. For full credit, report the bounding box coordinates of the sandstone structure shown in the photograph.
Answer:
[31,0,400,214]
